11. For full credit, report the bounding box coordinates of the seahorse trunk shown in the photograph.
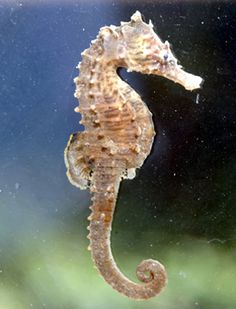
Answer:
[88,167,167,300]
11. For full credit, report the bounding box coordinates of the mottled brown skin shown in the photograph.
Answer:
[65,11,203,300]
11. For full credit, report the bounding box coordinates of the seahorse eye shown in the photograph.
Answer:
[163,53,169,61]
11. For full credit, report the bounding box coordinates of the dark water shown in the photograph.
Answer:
[0,1,235,308]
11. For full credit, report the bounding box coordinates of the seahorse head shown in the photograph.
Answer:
[117,11,203,91]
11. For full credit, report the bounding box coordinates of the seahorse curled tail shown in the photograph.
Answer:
[87,164,167,300]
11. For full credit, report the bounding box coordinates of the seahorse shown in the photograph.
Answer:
[64,11,203,300]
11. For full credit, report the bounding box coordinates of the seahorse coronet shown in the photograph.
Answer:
[65,11,203,300]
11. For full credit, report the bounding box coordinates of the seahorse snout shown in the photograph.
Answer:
[169,68,203,91]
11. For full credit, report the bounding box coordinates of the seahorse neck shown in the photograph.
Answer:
[76,38,129,105]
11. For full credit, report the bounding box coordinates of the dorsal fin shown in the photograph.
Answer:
[64,132,92,190]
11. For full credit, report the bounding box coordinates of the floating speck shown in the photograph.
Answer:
[15,182,20,190]
[196,93,200,104]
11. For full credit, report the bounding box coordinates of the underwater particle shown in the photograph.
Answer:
[196,93,200,104]
[15,182,20,190]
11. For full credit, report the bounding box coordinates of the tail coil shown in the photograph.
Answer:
[88,171,167,300]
